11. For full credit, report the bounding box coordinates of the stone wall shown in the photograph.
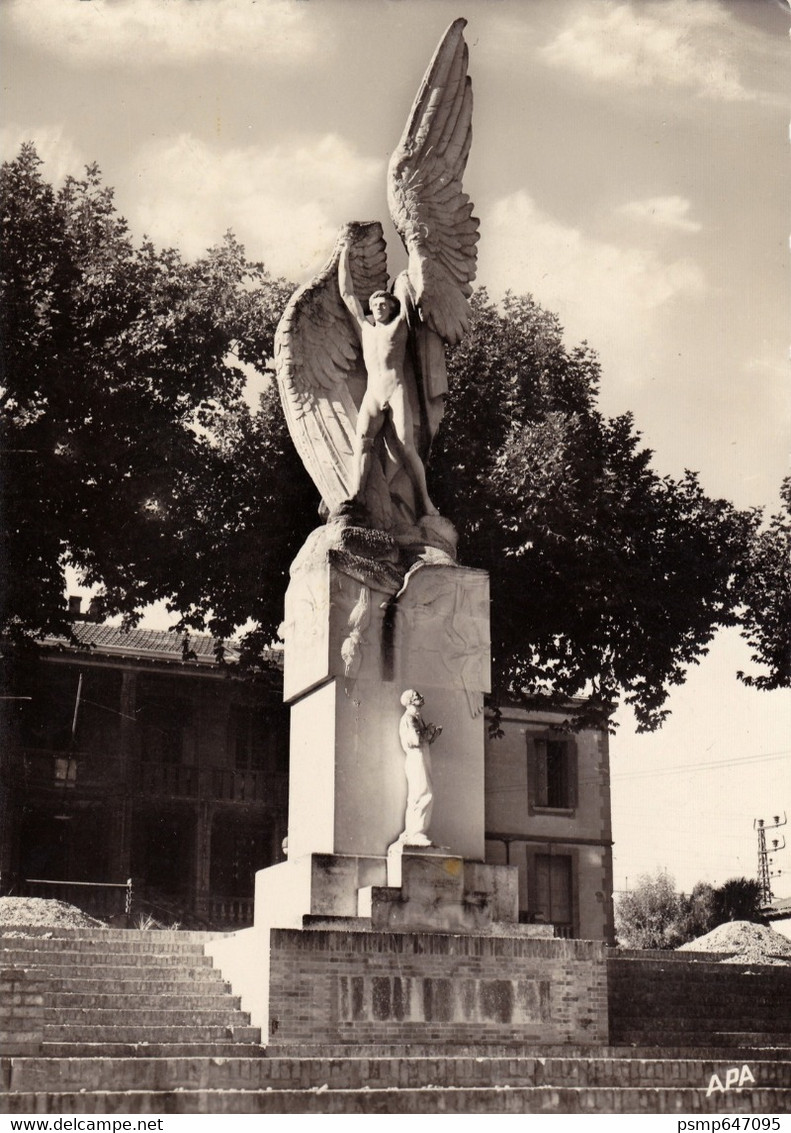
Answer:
[266,927,608,1047]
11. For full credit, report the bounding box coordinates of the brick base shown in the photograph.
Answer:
[266,927,608,1047]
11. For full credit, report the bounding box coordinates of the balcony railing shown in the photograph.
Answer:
[553,923,575,939]
[208,895,254,927]
[138,761,199,797]
[137,763,288,806]
[13,748,287,808]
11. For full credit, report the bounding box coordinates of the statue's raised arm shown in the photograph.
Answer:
[275,19,478,546]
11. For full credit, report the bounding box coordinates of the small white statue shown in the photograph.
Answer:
[397,689,442,846]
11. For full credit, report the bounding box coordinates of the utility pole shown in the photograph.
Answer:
[754,814,787,907]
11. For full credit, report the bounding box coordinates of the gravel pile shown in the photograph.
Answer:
[0,896,106,929]
[677,919,791,965]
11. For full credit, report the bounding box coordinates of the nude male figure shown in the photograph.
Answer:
[338,245,439,518]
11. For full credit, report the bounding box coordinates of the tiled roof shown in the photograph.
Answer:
[45,621,236,666]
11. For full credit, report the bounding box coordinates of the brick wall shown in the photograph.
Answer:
[267,928,608,1047]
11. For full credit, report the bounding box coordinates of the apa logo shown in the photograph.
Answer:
[706,1064,756,1097]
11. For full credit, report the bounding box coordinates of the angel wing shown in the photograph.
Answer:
[274,222,387,511]
[388,17,479,347]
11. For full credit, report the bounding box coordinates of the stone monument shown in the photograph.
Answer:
[207,19,608,1050]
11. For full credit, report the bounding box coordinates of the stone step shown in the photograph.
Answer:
[2,956,215,976]
[3,1054,790,1093]
[1,929,219,943]
[10,1007,249,1030]
[614,1030,791,1047]
[40,1024,261,1043]
[263,1041,791,1061]
[13,990,240,1010]
[39,1042,267,1058]
[0,945,213,965]
[4,1085,790,1114]
[1,972,230,994]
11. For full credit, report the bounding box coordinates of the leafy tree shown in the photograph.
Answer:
[0,143,312,654]
[674,881,717,943]
[618,874,767,950]
[435,291,758,730]
[736,478,791,691]
[0,149,767,731]
[712,877,766,924]
[614,868,684,949]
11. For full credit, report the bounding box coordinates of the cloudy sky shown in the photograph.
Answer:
[3,0,790,900]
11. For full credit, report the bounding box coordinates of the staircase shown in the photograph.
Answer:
[2,929,790,1114]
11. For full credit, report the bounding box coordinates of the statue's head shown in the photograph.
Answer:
[400,688,424,708]
[368,290,400,324]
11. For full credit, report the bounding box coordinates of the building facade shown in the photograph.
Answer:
[1,620,288,927]
[484,702,615,943]
[2,620,614,941]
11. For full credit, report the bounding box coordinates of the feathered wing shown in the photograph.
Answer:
[274,222,388,511]
[387,17,479,346]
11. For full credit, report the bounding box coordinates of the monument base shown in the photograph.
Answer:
[206,849,609,1048]
[265,925,608,1049]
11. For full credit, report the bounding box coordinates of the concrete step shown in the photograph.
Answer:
[39,1042,267,1058]
[19,991,241,1010]
[2,960,215,978]
[1,929,219,943]
[0,940,211,957]
[0,947,214,967]
[40,1024,261,1044]
[4,1085,790,1114]
[35,1007,251,1027]
[3,972,229,992]
[615,1030,791,1047]
[3,1054,790,1093]
[263,1041,791,1060]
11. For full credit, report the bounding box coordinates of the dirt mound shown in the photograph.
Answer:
[677,919,791,965]
[0,897,106,929]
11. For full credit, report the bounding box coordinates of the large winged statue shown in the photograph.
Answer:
[275,19,478,549]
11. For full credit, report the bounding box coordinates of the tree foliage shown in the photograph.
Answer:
[435,291,758,730]
[736,478,791,691]
[0,143,314,656]
[616,870,767,949]
[1,147,782,728]
[615,868,684,949]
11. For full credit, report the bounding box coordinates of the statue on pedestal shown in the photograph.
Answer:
[275,20,490,864]
[395,689,443,847]
[275,18,478,573]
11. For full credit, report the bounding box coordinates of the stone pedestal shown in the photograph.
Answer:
[205,540,609,1048]
[282,556,490,861]
[358,845,518,934]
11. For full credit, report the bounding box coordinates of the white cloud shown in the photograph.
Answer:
[617,196,702,233]
[130,133,384,279]
[0,124,86,185]
[477,190,706,354]
[7,0,317,66]
[540,0,753,102]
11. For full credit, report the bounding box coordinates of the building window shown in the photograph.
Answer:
[528,734,577,812]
